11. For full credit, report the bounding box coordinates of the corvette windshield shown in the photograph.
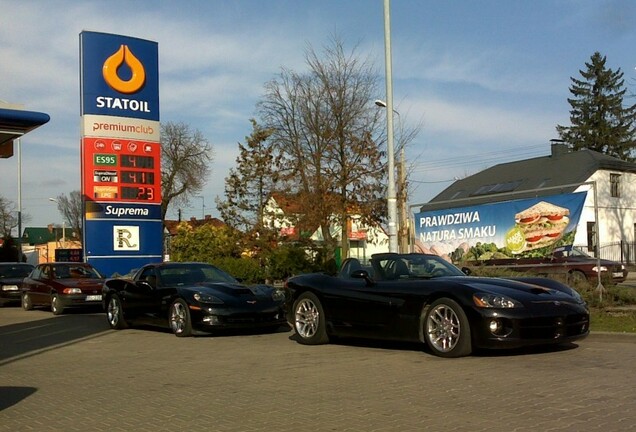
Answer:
[158,264,238,285]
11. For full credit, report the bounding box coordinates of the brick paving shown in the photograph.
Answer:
[1,308,635,431]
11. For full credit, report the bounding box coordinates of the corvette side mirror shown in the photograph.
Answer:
[461,267,472,276]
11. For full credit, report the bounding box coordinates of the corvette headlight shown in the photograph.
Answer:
[271,289,286,302]
[193,293,224,304]
[473,293,522,309]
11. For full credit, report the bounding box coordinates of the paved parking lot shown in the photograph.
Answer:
[1,307,635,432]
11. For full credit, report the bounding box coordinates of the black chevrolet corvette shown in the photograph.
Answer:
[102,262,287,337]
[286,253,589,357]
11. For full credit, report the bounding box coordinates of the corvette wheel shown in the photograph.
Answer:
[424,298,471,358]
[51,294,64,315]
[22,292,33,311]
[293,292,329,345]
[169,299,193,337]
[107,295,128,330]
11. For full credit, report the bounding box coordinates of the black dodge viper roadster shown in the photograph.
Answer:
[102,262,287,337]
[286,253,589,357]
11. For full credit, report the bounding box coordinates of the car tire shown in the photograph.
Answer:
[51,293,64,315]
[106,295,128,330]
[169,299,192,337]
[424,298,472,358]
[569,270,587,286]
[293,292,329,345]
[22,292,33,311]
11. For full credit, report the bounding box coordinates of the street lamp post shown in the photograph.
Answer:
[48,198,66,248]
[379,0,399,253]
[17,137,22,256]
[375,99,406,253]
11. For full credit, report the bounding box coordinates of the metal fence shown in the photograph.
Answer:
[596,241,636,265]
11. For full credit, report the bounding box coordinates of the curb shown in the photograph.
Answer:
[588,331,636,341]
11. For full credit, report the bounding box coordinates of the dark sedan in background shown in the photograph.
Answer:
[22,262,105,315]
[102,262,287,337]
[0,263,34,307]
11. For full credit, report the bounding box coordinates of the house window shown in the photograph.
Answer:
[587,221,596,253]
[610,173,621,198]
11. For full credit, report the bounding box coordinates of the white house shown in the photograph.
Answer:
[263,193,388,261]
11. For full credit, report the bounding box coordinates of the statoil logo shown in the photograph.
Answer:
[103,45,145,93]
[96,44,150,113]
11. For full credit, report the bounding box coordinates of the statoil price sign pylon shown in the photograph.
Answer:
[79,31,162,277]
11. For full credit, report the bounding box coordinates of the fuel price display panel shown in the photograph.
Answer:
[82,137,161,204]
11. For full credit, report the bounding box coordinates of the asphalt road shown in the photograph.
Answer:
[1,307,635,432]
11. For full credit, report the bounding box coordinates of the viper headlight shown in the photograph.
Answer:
[193,293,224,304]
[473,293,522,309]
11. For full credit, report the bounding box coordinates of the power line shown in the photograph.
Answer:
[410,144,547,174]
[410,178,456,184]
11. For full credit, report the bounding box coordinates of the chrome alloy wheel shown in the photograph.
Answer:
[294,297,320,339]
[170,301,188,334]
[107,297,121,327]
[426,303,461,353]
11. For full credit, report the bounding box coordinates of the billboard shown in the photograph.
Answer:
[413,192,587,262]
[80,31,162,277]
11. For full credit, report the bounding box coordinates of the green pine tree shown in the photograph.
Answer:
[556,52,636,161]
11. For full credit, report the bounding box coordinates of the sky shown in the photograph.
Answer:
[2,0,636,231]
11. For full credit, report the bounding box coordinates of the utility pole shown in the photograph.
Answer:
[381,0,398,253]
[397,149,409,252]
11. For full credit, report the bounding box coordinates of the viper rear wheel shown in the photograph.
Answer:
[293,292,329,345]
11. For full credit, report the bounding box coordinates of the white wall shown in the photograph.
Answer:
[574,169,636,254]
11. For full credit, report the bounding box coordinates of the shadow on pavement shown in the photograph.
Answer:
[0,387,37,411]
[0,313,111,365]
[287,331,581,358]
[125,321,292,338]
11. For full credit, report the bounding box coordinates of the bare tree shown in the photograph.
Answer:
[161,122,214,220]
[258,35,417,258]
[0,196,19,238]
[54,191,83,242]
[0,196,30,239]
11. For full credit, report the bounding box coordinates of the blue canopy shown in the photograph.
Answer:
[0,107,50,157]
